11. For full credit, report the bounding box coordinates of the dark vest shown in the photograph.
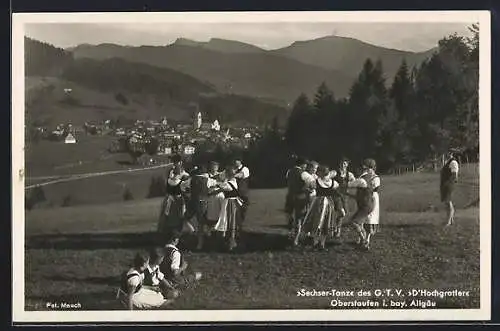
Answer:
[440,158,458,185]
[355,173,379,209]
[190,175,209,200]
[235,166,249,197]
[143,266,162,287]
[287,167,307,196]
[334,170,351,194]
[120,269,143,293]
[316,179,335,197]
[160,245,183,279]
[165,170,187,196]
[224,181,240,198]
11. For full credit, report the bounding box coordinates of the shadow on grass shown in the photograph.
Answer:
[268,224,289,230]
[26,230,292,253]
[116,160,134,166]
[26,231,163,250]
[46,275,119,286]
[380,223,429,229]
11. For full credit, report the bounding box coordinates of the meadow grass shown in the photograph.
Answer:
[24,164,480,310]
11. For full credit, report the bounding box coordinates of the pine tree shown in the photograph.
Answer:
[285,93,312,158]
[347,58,390,167]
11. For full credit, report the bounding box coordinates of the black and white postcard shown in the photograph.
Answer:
[11,10,491,323]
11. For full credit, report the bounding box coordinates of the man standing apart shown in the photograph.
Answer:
[440,149,459,226]
[233,158,250,222]
[285,157,308,240]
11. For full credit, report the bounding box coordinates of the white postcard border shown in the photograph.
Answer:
[12,10,492,323]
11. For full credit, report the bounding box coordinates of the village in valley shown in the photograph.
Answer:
[29,101,265,166]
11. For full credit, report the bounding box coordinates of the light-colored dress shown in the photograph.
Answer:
[206,174,225,222]
[366,175,380,225]
[213,179,244,236]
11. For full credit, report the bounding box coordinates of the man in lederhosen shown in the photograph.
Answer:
[284,157,309,246]
[233,158,250,223]
[440,149,460,227]
[187,164,211,250]
[160,231,203,292]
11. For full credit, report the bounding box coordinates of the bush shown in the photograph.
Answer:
[25,186,46,210]
[60,95,80,106]
[123,186,134,201]
[115,92,129,105]
[61,194,73,207]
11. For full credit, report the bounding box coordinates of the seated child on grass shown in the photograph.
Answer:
[160,231,203,290]
[117,252,172,310]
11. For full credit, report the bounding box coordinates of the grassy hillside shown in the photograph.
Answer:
[25,38,289,127]
[24,165,480,310]
[25,37,73,76]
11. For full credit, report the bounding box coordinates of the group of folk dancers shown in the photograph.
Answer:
[285,157,381,251]
[157,154,251,252]
[284,149,461,251]
[118,150,460,310]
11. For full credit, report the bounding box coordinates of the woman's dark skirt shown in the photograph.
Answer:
[440,181,456,202]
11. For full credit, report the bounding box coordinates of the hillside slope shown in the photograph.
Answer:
[71,43,355,101]
[25,38,289,127]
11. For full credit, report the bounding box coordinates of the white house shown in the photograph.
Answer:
[64,133,77,144]
[211,119,221,131]
[194,112,202,130]
[184,145,196,155]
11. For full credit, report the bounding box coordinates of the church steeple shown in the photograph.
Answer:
[194,111,202,130]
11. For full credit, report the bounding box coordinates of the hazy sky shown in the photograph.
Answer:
[24,22,473,52]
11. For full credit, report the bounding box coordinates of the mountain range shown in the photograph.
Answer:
[25,35,437,127]
[71,36,435,102]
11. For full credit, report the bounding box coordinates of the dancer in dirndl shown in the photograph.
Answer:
[157,163,190,242]
[213,166,244,251]
[332,157,356,238]
[346,158,380,250]
[295,165,339,250]
[206,161,225,229]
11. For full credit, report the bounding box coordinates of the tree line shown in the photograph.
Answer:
[285,25,479,174]
[191,25,479,184]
